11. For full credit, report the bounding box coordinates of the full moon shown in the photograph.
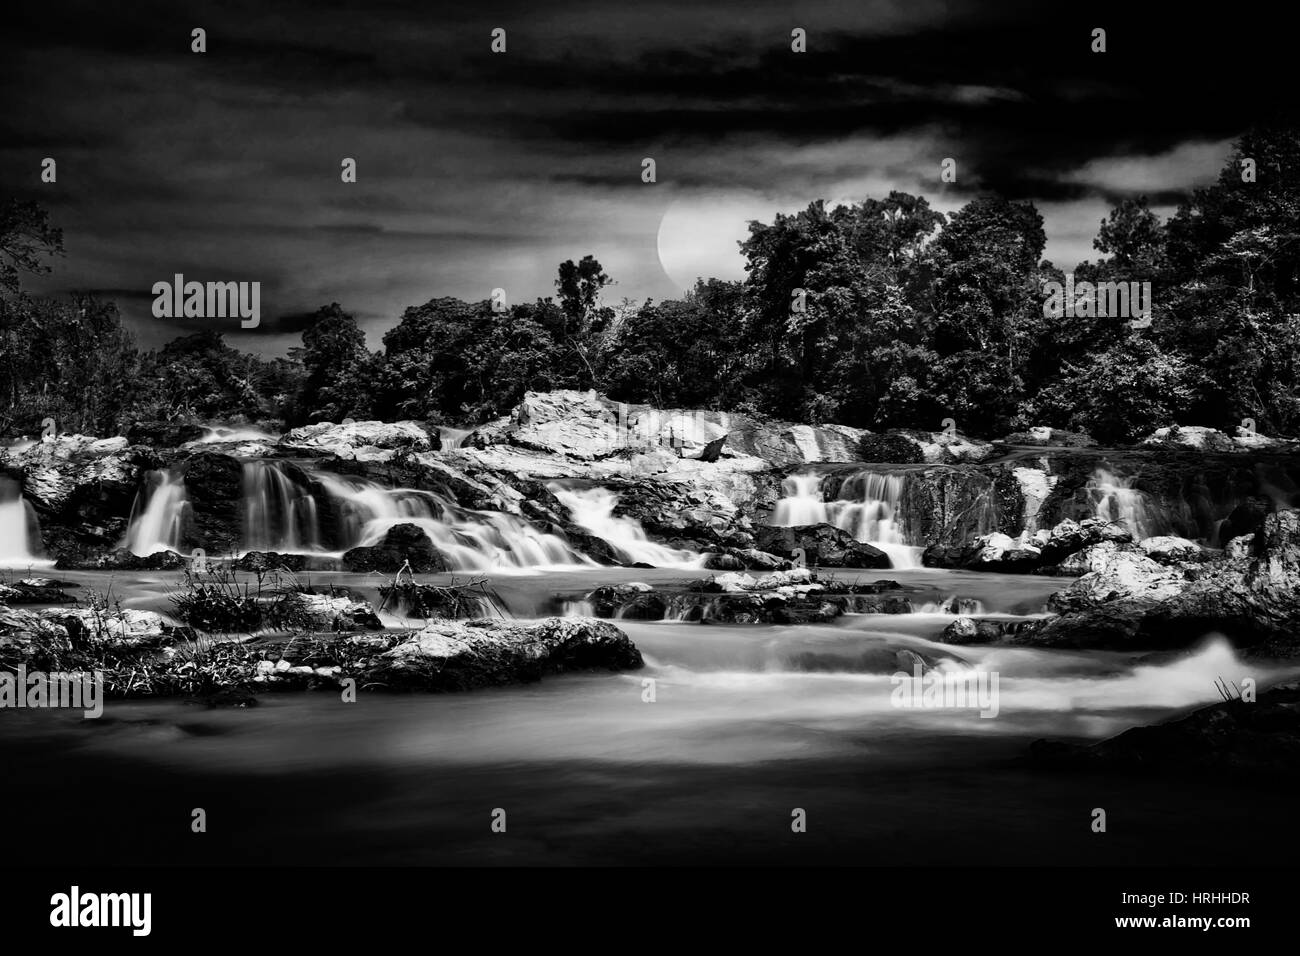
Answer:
[655,196,763,294]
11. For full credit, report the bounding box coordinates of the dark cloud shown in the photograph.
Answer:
[1,0,1285,355]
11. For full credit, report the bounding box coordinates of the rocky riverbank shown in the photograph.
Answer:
[4,388,1300,678]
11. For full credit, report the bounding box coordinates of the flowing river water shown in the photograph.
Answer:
[2,460,1299,864]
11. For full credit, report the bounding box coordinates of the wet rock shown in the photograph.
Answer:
[1018,510,1300,651]
[280,420,434,461]
[754,524,890,568]
[1029,680,1300,777]
[341,523,447,574]
[585,584,668,620]
[1047,550,1186,613]
[858,429,995,464]
[1037,517,1133,567]
[701,547,788,571]
[126,422,208,447]
[285,594,383,631]
[41,607,169,646]
[1141,425,1240,452]
[1138,535,1205,564]
[231,551,314,572]
[368,617,643,690]
[1002,426,1097,448]
[182,453,244,554]
[54,548,187,571]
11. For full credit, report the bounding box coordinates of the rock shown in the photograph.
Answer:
[370,617,643,690]
[1224,534,1254,561]
[1029,680,1300,777]
[231,551,314,572]
[697,435,727,462]
[341,523,447,573]
[126,422,208,446]
[701,548,787,571]
[1138,535,1204,564]
[941,617,978,644]
[1037,517,1133,567]
[1219,497,1271,542]
[1003,427,1098,447]
[858,429,995,464]
[280,420,433,461]
[585,585,669,620]
[939,616,1011,645]
[286,594,384,631]
[41,608,168,645]
[182,453,244,554]
[1018,510,1300,651]
[1142,425,1238,452]
[754,524,890,568]
[1047,550,1187,614]
[54,548,187,571]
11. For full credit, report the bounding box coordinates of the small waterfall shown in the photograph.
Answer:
[122,469,189,556]
[772,474,828,525]
[772,470,923,569]
[437,426,473,449]
[0,476,42,564]
[199,424,277,444]
[314,473,592,571]
[243,461,322,553]
[1087,467,1179,540]
[550,486,700,568]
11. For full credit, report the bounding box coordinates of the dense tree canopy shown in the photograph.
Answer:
[3,126,1299,444]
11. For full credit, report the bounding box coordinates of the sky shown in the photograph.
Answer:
[1,0,1289,355]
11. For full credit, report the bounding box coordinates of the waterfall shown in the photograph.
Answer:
[313,473,592,571]
[437,426,473,449]
[122,469,189,556]
[199,425,277,444]
[0,476,42,565]
[771,470,923,569]
[243,461,322,553]
[772,474,828,525]
[550,485,701,568]
[1086,467,1180,540]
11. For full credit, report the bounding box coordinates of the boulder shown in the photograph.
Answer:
[285,594,384,631]
[368,617,643,689]
[858,429,995,464]
[1037,517,1133,567]
[54,548,187,571]
[1138,535,1205,564]
[280,420,434,461]
[1141,425,1238,452]
[585,584,668,620]
[1002,426,1097,448]
[341,523,447,574]
[754,524,890,568]
[1029,680,1300,777]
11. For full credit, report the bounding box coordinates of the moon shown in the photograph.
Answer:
[655,195,762,294]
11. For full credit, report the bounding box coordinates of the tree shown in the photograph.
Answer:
[0,199,63,296]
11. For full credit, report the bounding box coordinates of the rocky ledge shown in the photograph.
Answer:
[1029,680,1300,778]
[0,612,641,700]
[942,509,1300,653]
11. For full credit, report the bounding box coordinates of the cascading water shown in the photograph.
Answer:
[437,426,473,450]
[122,469,189,556]
[550,485,701,569]
[243,461,322,553]
[313,473,592,572]
[1085,467,1187,540]
[0,476,43,565]
[200,425,278,444]
[772,470,923,569]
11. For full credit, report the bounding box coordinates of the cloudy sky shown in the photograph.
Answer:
[0,0,1286,355]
